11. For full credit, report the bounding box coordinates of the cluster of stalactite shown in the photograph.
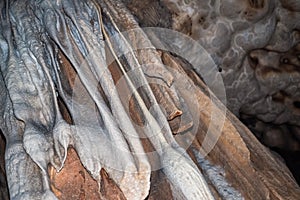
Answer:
[1,0,300,199]
[0,0,227,199]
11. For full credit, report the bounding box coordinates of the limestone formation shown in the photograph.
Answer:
[0,0,300,199]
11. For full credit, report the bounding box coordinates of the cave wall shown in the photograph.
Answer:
[0,0,300,199]
[126,0,300,156]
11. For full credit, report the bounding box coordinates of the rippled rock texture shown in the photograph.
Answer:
[155,0,300,151]
[0,0,300,199]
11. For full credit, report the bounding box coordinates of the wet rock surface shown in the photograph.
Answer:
[0,0,300,199]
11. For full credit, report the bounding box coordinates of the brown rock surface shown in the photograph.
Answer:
[0,0,300,199]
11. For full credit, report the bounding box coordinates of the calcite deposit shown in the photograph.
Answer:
[0,0,300,199]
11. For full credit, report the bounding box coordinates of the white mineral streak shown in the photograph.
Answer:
[62,1,151,199]
[163,147,215,200]
[193,148,244,200]
[98,2,215,197]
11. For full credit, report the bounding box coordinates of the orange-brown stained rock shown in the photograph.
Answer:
[49,148,101,200]
[147,170,173,200]
[99,170,126,200]
[49,148,125,200]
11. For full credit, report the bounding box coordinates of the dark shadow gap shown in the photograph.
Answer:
[240,115,300,186]
[0,129,9,200]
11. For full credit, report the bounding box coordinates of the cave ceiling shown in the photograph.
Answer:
[0,0,299,199]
